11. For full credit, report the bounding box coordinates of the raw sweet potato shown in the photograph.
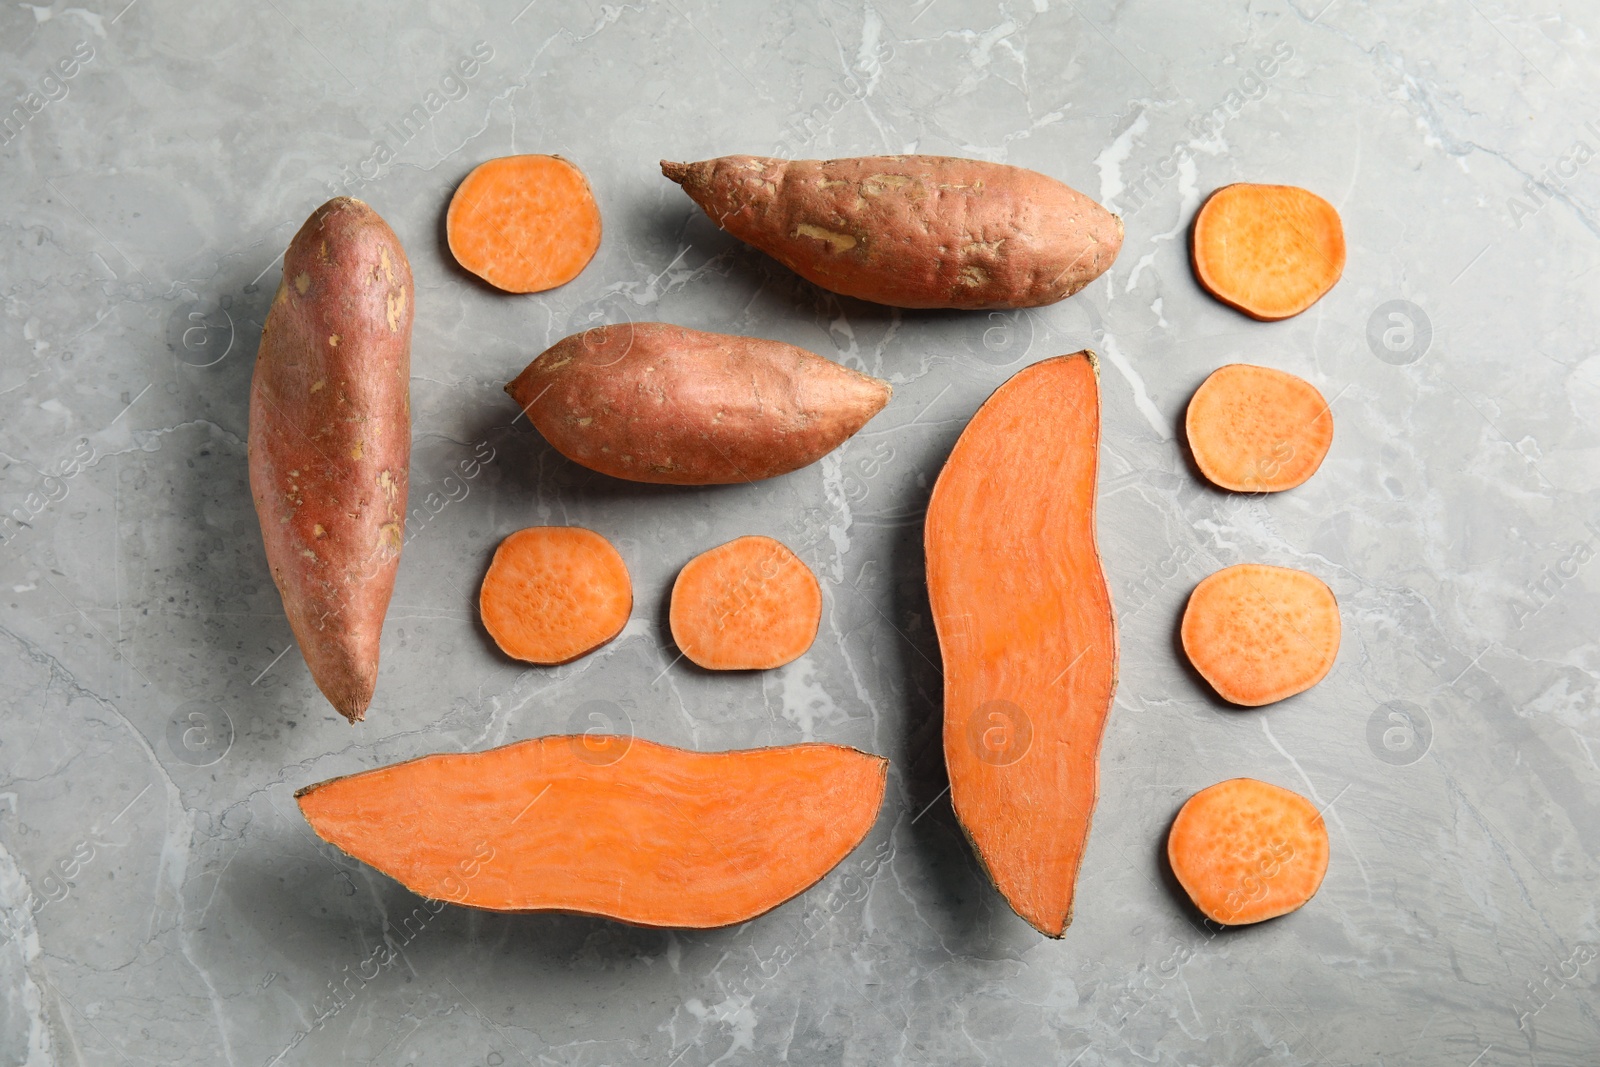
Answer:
[926,352,1118,937]
[1181,563,1340,706]
[662,155,1122,310]
[447,154,602,293]
[1191,183,1345,320]
[480,527,632,665]
[1185,364,1333,492]
[1167,777,1330,925]
[250,197,412,723]
[670,535,820,670]
[506,322,890,484]
[296,736,889,927]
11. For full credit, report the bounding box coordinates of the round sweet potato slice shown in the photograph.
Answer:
[480,527,631,665]
[1191,183,1344,320]
[670,535,821,670]
[1180,563,1339,706]
[1168,777,1330,925]
[447,154,602,293]
[1185,364,1333,492]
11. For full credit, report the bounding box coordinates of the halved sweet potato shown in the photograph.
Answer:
[926,351,1118,937]
[296,736,889,927]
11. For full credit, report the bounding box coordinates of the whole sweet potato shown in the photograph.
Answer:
[249,197,413,722]
[506,322,890,484]
[661,155,1122,310]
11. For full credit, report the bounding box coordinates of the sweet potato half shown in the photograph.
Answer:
[249,197,413,722]
[926,352,1118,937]
[507,322,890,484]
[296,736,889,927]
[663,155,1122,310]
[1168,777,1330,925]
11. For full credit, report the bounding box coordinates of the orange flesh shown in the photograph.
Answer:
[669,535,821,670]
[479,527,631,665]
[1167,777,1330,925]
[446,154,602,293]
[1185,364,1333,492]
[1180,564,1339,706]
[1191,183,1345,320]
[925,352,1118,937]
[296,736,889,927]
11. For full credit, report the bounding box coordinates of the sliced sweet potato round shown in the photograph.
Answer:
[1180,563,1339,706]
[447,154,602,293]
[480,527,631,665]
[1191,183,1345,320]
[1168,777,1330,925]
[670,535,821,670]
[1185,364,1333,492]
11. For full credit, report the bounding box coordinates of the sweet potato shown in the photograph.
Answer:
[926,352,1118,937]
[446,154,602,293]
[296,736,889,927]
[1167,777,1330,925]
[662,155,1122,310]
[670,535,821,669]
[480,527,632,665]
[1191,183,1345,320]
[1180,564,1340,706]
[1185,364,1333,492]
[506,322,890,484]
[249,197,412,722]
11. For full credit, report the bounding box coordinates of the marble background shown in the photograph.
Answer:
[2,0,1598,1063]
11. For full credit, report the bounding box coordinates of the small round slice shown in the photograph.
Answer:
[1186,364,1333,492]
[1180,564,1339,706]
[447,154,602,293]
[1168,777,1330,925]
[670,536,821,670]
[480,527,631,665]
[1191,183,1345,320]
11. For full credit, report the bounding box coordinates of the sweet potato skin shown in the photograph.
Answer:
[506,322,891,484]
[662,155,1122,310]
[249,197,412,722]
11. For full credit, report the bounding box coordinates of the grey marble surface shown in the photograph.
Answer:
[2,0,1598,1063]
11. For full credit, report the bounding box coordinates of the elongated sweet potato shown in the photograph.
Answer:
[1181,563,1340,706]
[670,535,820,670]
[296,736,889,927]
[250,197,412,722]
[662,155,1122,310]
[506,322,890,484]
[926,352,1118,937]
[1168,777,1330,925]
[1185,364,1333,492]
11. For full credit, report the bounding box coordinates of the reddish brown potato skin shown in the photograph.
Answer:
[662,155,1123,310]
[249,197,413,723]
[506,323,891,485]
